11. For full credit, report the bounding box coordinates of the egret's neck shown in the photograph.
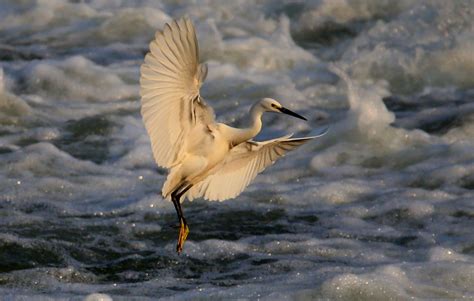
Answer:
[231,103,263,146]
[248,103,264,136]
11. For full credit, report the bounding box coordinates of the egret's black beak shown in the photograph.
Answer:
[278,107,307,121]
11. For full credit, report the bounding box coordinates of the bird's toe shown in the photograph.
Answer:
[176,220,190,254]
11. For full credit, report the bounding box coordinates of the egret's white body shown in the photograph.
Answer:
[140,17,326,253]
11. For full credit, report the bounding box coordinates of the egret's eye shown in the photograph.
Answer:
[271,103,276,108]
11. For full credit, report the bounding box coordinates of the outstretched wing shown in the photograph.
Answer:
[185,135,316,201]
[140,17,214,168]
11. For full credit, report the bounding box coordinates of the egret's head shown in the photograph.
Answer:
[260,98,307,120]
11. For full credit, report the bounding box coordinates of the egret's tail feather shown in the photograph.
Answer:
[162,168,181,200]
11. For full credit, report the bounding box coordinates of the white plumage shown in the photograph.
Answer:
[141,17,210,169]
[185,135,314,201]
[139,17,327,253]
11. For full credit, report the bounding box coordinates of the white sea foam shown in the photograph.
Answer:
[0,68,31,125]
[341,1,474,92]
[0,0,473,299]
[84,293,113,301]
[24,56,137,101]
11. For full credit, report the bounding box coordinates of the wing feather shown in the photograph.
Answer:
[140,17,214,168]
[186,135,316,201]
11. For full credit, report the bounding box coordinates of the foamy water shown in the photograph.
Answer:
[1,1,474,300]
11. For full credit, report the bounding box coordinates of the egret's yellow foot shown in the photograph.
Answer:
[176,219,189,254]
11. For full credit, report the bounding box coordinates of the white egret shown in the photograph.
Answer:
[140,17,327,253]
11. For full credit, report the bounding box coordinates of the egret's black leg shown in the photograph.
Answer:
[171,182,192,223]
[170,183,192,254]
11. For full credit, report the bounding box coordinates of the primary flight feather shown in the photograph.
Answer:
[140,17,327,253]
